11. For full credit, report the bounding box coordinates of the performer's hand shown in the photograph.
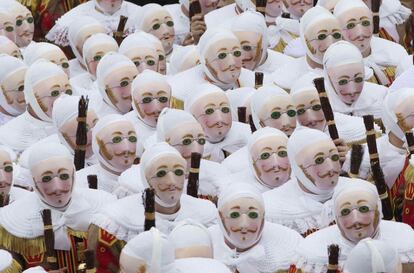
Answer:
[190,14,206,41]
[182,32,195,46]
[334,138,349,164]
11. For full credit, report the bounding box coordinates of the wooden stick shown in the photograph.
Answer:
[143,188,156,231]
[349,144,364,178]
[256,0,267,17]
[87,175,98,190]
[0,193,8,207]
[327,244,340,273]
[42,209,59,270]
[187,152,202,198]
[255,72,264,89]
[281,12,290,19]
[189,0,204,44]
[313,77,339,140]
[363,115,393,220]
[249,115,257,133]
[74,96,89,171]
[371,0,380,35]
[114,15,128,46]
[238,106,247,124]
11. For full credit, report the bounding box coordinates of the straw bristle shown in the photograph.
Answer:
[327,244,340,273]
[143,188,156,231]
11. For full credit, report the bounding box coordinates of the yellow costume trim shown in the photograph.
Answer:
[404,164,414,185]
[0,226,45,257]
[272,39,288,53]
[171,96,184,110]
[345,131,381,147]
[0,259,22,273]
[66,227,88,239]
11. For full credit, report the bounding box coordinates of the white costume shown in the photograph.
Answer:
[165,3,189,46]
[0,249,20,273]
[379,0,411,43]
[168,45,200,75]
[226,87,255,122]
[296,179,414,273]
[175,258,232,273]
[204,3,240,29]
[267,16,300,56]
[209,182,303,273]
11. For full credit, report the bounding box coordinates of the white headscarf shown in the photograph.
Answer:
[0,54,27,116]
[131,69,170,124]
[0,36,20,56]
[300,6,338,64]
[23,42,64,66]
[23,267,48,273]
[169,45,199,75]
[92,113,134,172]
[119,31,158,59]
[169,220,213,257]
[231,10,268,66]
[82,33,118,77]
[344,238,400,273]
[134,4,171,31]
[197,28,241,90]
[52,95,98,153]
[139,142,186,207]
[226,87,255,121]
[156,108,198,143]
[235,0,255,11]
[120,227,176,273]
[68,16,106,65]
[218,182,265,248]
[382,88,414,142]
[96,51,136,111]
[184,82,225,113]
[175,258,232,273]
[247,127,288,183]
[288,127,334,200]
[0,249,13,272]
[24,59,68,122]
[250,85,290,130]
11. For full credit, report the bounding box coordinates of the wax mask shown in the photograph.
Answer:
[395,95,414,133]
[119,253,147,273]
[233,31,263,71]
[0,41,22,59]
[295,140,341,191]
[104,65,138,114]
[250,135,290,188]
[219,197,265,250]
[284,0,313,19]
[60,110,99,159]
[292,90,325,131]
[175,246,213,259]
[123,46,159,73]
[180,51,200,72]
[266,0,284,19]
[155,45,167,75]
[133,80,171,127]
[305,18,342,63]
[31,156,74,208]
[200,0,220,14]
[39,50,70,77]
[335,190,379,243]
[0,13,16,42]
[33,74,72,118]
[86,43,118,78]
[96,0,123,15]
[204,38,242,85]
[0,150,13,198]
[145,153,186,207]
[1,68,27,114]
[96,121,137,172]
[143,10,175,55]
[13,7,34,47]
[75,25,106,59]
[165,122,205,169]
[337,8,373,55]
[327,62,364,105]
[258,96,296,136]
[191,92,232,143]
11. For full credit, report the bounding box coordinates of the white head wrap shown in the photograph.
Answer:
[119,31,158,59]
[226,87,255,121]
[344,238,400,273]
[218,182,265,247]
[28,142,73,170]
[0,144,17,162]
[0,53,27,116]
[235,0,255,11]
[250,85,290,130]
[131,69,170,123]
[290,72,320,96]
[24,59,68,122]
[156,108,198,143]
[184,82,225,113]
[0,249,13,272]
[139,142,186,207]
[23,267,48,273]
[169,220,213,257]
[382,88,414,141]
[92,114,134,172]
[134,4,171,31]
[120,227,176,273]
[92,0,123,16]
[68,16,106,65]
[300,6,339,64]
[287,127,335,199]
[175,258,232,273]
[197,28,241,89]
[0,36,20,55]
[316,0,340,11]
[247,127,288,182]
[169,45,199,75]
[52,95,98,153]
[232,10,268,67]
[23,42,65,66]
[334,0,370,17]
[82,33,118,77]
[96,51,136,110]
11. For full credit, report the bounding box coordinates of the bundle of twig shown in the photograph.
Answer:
[349,144,364,178]
[114,15,128,45]
[371,0,380,35]
[187,152,202,198]
[87,175,98,190]
[42,209,59,270]
[143,188,156,231]
[74,96,89,171]
[238,106,247,124]
[256,0,267,16]
[327,244,340,273]
[255,72,264,89]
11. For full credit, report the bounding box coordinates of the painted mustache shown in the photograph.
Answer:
[19,31,33,37]
[242,56,254,63]
[160,34,174,41]
[144,110,162,117]
[222,64,242,72]
[304,119,325,128]
[317,169,339,179]
[114,150,136,157]
[206,121,231,129]
[230,227,258,234]
[45,189,70,197]
[350,34,371,42]
[158,184,183,192]
[345,222,371,230]
[264,164,289,173]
